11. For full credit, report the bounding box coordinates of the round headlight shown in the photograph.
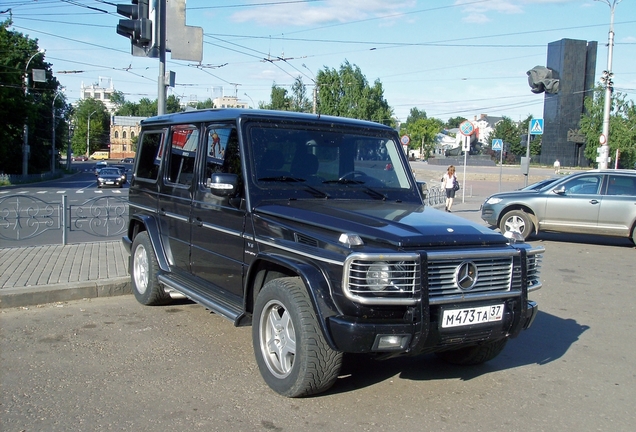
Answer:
[366,262,390,291]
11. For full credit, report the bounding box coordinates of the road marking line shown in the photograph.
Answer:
[37,191,47,194]
[56,191,66,194]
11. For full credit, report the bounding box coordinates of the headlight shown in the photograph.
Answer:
[97,177,104,181]
[366,262,391,291]
[486,197,503,205]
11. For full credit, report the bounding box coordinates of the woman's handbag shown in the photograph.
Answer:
[453,178,460,191]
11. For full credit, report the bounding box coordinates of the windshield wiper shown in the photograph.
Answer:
[258,176,330,198]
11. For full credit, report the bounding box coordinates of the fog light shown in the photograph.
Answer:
[373,334,411,351]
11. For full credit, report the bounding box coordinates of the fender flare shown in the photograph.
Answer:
[246,252,341,350]
[128,214,170,272]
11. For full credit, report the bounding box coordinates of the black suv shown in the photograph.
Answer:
[123,109,544,397]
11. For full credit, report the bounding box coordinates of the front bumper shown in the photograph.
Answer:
[480,204,499,226]
[327,299,538,354]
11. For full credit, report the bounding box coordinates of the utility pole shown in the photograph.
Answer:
[22,49,45,176]
[597,0,622,169]
[51,88,64,174]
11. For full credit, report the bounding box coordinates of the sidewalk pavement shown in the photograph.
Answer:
[0,197,488,309]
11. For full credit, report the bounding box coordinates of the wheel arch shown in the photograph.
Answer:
[245,253,340,350]
[127,214,170,272]
[498,204,539,234]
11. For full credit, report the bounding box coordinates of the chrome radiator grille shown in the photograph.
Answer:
[427,254,513,298]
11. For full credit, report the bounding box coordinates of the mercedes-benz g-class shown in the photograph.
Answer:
[123,109,544,397]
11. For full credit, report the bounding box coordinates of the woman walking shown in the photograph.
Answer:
[441,165,458,212]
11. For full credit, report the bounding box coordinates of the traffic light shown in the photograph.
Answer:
[116,0,152,56]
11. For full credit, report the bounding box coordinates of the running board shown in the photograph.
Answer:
[157,273,245,326]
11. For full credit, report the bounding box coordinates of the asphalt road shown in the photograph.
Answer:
[2,231,635,431]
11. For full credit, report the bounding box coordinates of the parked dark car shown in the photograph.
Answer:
[123,109,544,397]
[121,157,135,163]
[96,167,125,188]
[482,169,636,243]
[72,155,88,161]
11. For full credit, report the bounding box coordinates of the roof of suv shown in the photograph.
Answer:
[140,108,395,131]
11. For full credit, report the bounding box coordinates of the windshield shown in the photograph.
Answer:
[246,122,420,202]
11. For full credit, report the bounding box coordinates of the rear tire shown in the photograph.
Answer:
[499,210,534,240]
[252,277,343,397]
[435,338,508,365]
[130,232,170,306]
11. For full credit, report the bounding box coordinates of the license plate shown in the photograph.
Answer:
[106,181,114,184]
[441,304,504,328]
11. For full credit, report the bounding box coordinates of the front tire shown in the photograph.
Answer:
[435,338,508,365]
[252,277,343,397]
[130,231,170,306]
[499,210,534,240]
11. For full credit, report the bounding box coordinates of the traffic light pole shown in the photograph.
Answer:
[157,0,166,115]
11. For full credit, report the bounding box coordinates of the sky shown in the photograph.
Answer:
[6,0,636,124]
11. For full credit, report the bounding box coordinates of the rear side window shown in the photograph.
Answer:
[136,132,163,180]
[166,125,199,186]
[607,175,636,196]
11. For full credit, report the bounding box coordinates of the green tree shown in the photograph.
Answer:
[445,116,466,129]
[71,99,109,157]
[580,86,636,168]
[290,76,311,112]
[195,98,215,109]
[315,61,394,126]
[261,83,291,111]
[166,95,182,114]
[490,117,520,163]
[515,115,542,158]
[406,107,427,124]
[0,19,67,174]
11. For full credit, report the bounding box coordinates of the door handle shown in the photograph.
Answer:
[589,199,599,204]
[195,217,203,227]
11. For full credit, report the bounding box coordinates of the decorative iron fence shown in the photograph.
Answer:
[0,195,128,245]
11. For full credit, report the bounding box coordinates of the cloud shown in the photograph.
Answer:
[454,0,579,23]
[231,0,416,27]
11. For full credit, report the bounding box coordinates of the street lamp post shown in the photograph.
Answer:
[597,0,622,169]
[244,93,255,109]
[302,64,318,114]
[51,88,65,174]
[22,49,46,176]
[86,110,97,159]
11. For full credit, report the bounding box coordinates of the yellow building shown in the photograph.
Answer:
[109,116,146,160]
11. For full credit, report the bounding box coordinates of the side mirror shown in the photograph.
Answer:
[416,180,428,201]
[207,173,238,197]
[553,186,566,195]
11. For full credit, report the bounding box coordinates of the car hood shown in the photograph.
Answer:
[254,200,508,248]
[486,189,544,200]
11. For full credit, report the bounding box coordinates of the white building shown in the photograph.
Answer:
[472,114,503,147]
[213,96,249,109]
[80,77,117,113]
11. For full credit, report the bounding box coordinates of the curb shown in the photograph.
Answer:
[0,277,131,309]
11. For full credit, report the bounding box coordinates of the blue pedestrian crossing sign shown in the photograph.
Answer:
[492,139,503,151]
[529,118,544,135]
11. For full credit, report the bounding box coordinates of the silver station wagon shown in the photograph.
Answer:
[481,169,636,244]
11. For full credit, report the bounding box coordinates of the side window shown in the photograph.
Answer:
[204,126,240,179]
[563,175,602,195]
[136,131,163,181]
[607,175,636,196]
[166,124,199,186]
